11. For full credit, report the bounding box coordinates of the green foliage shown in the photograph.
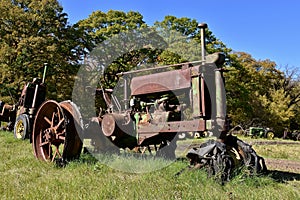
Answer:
[1,1,300,135]
[258,88,295,132]
[77,10,147,45]
[154,15,231,64]
[77,10,163,90]
[0,0,87,102]
[225,52,300,134]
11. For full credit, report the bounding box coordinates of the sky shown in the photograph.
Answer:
[59,0,300,69]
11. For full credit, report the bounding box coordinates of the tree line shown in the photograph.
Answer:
[1,0,299,135]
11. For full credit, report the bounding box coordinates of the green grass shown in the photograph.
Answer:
[253,143,300,161]
[0,131,299,200]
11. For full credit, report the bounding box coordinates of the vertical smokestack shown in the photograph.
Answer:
[42,63,48,84]
[198,23,207,63]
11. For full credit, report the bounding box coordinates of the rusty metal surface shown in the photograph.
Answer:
[0,104,15,122]
[130,68,191,95]
[101,113,119,137]
[101,113,137,149]
[60,100,83,133]
[59,101,83,159]
[29,22,228,161]
[32,100,82,162]
[136,119,206,146]
[102,113,134,137]
[137,120,206,133]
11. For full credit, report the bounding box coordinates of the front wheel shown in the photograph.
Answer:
[265,131,275,140]
[14,114,30,140]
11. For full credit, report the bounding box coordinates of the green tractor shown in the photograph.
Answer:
[229,125,275,139]
[247,127,275,139]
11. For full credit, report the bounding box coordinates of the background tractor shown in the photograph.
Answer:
[0,65,47,140]
[247,127,275,139]
[229,120,275,139]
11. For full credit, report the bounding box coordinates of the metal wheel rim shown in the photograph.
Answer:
[32,100,67,162]
[267,132,274,139]
[32,100,83,162]
[15,119,25,139]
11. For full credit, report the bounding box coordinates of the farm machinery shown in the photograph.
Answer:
[283,129,300,141]
[0,65,47,140]
[0,23,267,181]
[31,23,229,162]
[229,125,275,139]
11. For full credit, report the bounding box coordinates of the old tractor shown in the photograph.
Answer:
[247,127,275,139]
[229,124,275,139]
[0,65,47,140]
[31,23,228,162]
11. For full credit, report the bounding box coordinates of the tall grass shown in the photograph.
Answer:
[0,131,299,200]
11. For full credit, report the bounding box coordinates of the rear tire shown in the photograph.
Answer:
[32,100,83,162]
[14,114,30,140]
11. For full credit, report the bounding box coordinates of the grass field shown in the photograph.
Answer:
[1,131,299,200]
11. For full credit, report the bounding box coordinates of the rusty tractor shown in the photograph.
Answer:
[0,65,47,140]
[31,23,228,162]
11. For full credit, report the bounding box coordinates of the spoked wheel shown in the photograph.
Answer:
[32,100,83,163]
[14,114,30,140]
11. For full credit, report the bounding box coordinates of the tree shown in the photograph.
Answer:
[153,15,231,64]
[258,87,295,132]
[225,52,297,134]
[0,0,87,102]
[77,10,164,89]
[277,66,300,131]
[78,10,147,44]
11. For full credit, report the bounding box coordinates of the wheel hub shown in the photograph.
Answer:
[44,128,55,142]
[43,127,65,144]
[16,121,24,137]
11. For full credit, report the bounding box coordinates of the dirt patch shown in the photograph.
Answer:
[249,140,300,146]
[265,158,300,173]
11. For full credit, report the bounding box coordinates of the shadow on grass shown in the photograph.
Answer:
[78,147,99,164]
[268,170,300,182]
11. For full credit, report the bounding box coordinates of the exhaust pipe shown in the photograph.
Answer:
[42,63,48,84]
[198,23,207,64]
